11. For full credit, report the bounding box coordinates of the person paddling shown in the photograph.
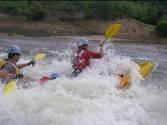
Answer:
[1,45,35,84]
[71,38,103,77]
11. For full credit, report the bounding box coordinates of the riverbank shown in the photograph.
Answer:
[0,15,166,44]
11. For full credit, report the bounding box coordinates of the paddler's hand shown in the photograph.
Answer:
[15,73,24,79]
[99,39,105,48]
[72,68,82,77]
[28,60,36,66]
[99,43,104,50]
[99,43,103,47]
[49,73,59,80]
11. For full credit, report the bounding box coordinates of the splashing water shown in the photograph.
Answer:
[0,37,167,125]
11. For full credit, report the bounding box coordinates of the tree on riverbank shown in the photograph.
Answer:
[0,1,166,25]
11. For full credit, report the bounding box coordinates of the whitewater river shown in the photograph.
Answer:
[0,36,167,125]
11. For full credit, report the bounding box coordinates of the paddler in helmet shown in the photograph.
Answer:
[71,38,103,77]
[1,45,35,84]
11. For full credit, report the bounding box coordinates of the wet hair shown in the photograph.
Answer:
[8,53,20,59]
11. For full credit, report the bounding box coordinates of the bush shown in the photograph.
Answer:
[25,1,47,21]
[85,1,122,20]
[0,1,27,15]
[0,1,166,24]
[156,20,167,35]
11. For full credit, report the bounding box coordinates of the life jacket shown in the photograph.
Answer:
[0,58,20,74]
[72,49,102,70]
[0,58,7,83]
[0,59,20,84]
[0,58,7,69]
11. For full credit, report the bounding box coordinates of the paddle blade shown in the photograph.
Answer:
[34,53,46,59]
[3,80,17,93]
[105,24,121,39]
[39,76,49,85]
[38,73,60,85]
[138,61,153,78]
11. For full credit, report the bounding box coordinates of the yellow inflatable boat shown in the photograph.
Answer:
[119,61,153,89]
[2,61,153,93]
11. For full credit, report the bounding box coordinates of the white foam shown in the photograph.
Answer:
[0,44,166,125]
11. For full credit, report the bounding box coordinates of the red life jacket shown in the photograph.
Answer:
[72,49,102,70]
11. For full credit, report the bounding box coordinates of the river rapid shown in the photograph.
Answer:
[0,36,167,125]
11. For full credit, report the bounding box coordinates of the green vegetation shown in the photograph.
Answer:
[25,1,47,21]
[156,20,167,36]
[0,1,166,25]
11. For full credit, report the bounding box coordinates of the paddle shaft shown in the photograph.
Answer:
[100,24,121,48]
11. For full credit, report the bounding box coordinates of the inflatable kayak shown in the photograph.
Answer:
[119,61,153,88]
[3,73,60,93]
[3,61,153,93]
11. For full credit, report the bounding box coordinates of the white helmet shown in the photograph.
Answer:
[77,38,88,47]
[8,45,21,54]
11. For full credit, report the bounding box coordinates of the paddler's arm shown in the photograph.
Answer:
[98,39,105,56]
[0,71,7,78]
[17,63,30,69]
[0,71,16,79]
[99,44,104,56]
[17,60,35,69]
[89,46,104,59]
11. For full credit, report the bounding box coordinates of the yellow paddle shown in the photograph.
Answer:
[3,53,46,94]
[138,61,153,78]
[3,79,17,93]
[106,24,121,38]
[33,53,46,59]
[101,23,122,47]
